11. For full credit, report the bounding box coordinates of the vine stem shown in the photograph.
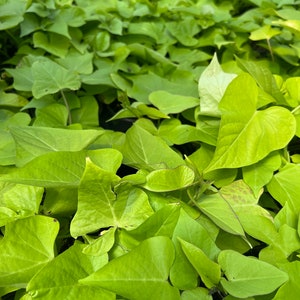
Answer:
[60,90,72,125]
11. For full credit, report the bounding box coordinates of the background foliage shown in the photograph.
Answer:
[1,0,300,299]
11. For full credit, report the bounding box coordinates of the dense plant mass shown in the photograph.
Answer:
[1,0,300,299]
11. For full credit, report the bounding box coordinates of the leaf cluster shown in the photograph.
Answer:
[1,0,300,299]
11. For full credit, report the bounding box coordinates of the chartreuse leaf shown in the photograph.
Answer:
[284,77,300,107]
[148,91,199,114]
[10,126,103,166]
[83,227,116,256]
[70,159,153,237]
[0,215,59,288]
[121,122,184,170]
[197,193,245,236]
[0,182,43,226]
[206,74,296,171]
[236,58,285,104]
[0,111,31,165]
[170,209,220,290]
[273,261,300,299]
[32,59,81,99]
[250,25,281,41]
[242,151,281,197]
[181,288,212,300]
[267,164,300,212]
[80,236,180,300]
[158,118,217,146]
[0,151,86,187]
[128,204,180,240]
[220,180,276,243]
[142,165,194,192]
[259,224,300,265]
[218,250,288,298]
[87,149,122,174]
[179,238,221,289]
[26,242,114,300]
[198,53,236,117]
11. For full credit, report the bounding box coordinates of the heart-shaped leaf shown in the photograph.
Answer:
[80,236,180,300]
[206,74,296,171]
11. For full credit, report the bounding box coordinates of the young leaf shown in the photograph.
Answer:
[32,59,81,99]
[142,165,195,192]
[179,238,221,289]
[26,243,113,300]
[206,74,296,171]
[80,236,180,300]
[198,53,236,117]
[218,250,288,298]
[0,216,59,288]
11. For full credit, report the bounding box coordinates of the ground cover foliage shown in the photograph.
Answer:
[1,0,300,299]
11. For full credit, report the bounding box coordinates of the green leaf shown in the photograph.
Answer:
[26,243,113,300]
[273,261,300,299]
[284,77,300,107]
[87,149,122,174]
[0,215,59,288]
[0,151,86,187]
[259,224,300,265]
[220,180,276,243]
[243,151,281,197]
[142,165,195,192]
[206,74,296,171]
[170,209,220,290]
[148,91,199,115]
[179,238,221,289]
[181,288,213,300]
[250,25,281,41]
[33,32,70,58]
[121,122,184,171]
[32,59,81,99]
[0,0,27,30]
[128,204,180,240]
[80,236,180,300]
[198,53,236,117]
[83,227,116,256]
[70,160,153,237]
[197,193,245,236]
[218,250,288,298]
[267,164,300,212]
[10,126,102,166]
[236,58,285,104]
[34,103,68,127]
[0,182,43,226]
[158,118,217,146]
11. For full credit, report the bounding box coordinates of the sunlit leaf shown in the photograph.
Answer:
[80,236,180,300]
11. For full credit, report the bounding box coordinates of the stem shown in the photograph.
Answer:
[60,90,72,125]
[291,104,300,114]
[266,38,274,62]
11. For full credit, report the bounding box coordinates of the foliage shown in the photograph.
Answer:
[1,0,300,299]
